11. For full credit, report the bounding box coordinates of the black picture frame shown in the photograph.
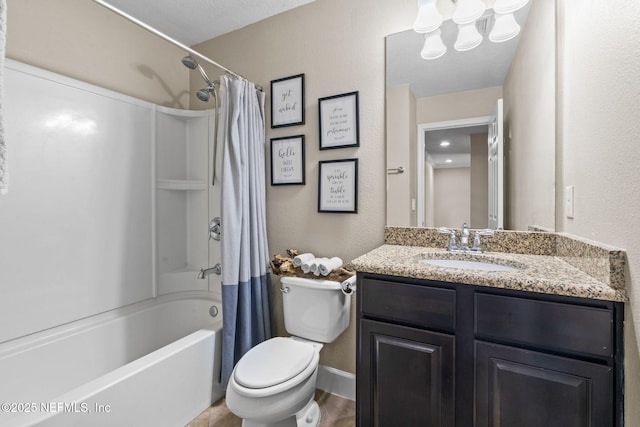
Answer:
[318,158,358,213]
[270,135,305,185]
[318,91,359,150]
[270,74,305,128]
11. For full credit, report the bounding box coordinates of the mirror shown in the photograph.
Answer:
[386,0,556,231]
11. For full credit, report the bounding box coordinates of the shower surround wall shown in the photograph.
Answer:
[0,60,153,343]
[0,60,214,344]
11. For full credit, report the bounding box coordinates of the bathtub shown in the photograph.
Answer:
[0,291,224,427]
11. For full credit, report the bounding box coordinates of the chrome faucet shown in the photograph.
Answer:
[197,263,221,279]
[439,223,493,253]
[460,223,470,249]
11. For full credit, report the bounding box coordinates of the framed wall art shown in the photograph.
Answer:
[270,74,305,128]
[318,91,359,150]
[270,135,305,185]
[318,158,358,213]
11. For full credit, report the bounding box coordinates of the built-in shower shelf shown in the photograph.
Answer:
[156,179,207,190]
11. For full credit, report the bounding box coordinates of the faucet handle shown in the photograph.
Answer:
[437,227,457,251]
[472,229,494,251]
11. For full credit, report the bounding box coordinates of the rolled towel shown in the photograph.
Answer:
[318,257,343,276]
[302,257,324,274]
[293,253,315,268]
[301,258,315,274]
[311,257,329,276]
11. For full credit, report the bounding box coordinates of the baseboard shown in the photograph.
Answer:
[316,365,356,401]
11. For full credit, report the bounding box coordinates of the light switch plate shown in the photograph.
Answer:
[565,185,575,219]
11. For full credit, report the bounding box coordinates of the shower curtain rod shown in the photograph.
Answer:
[92,0,260,89]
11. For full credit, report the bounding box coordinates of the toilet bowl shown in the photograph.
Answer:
[225,276,352,427]
[226,337,321,427]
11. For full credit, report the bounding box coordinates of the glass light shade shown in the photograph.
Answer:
[413,0,443,33]
[455,23,483,51]
[421,29,447,60]
[489,12,520,42]
[452,0,486,25]
[493,0,529,14]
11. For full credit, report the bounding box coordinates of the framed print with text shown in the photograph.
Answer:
[270,135,305,185]
[271,74,305,128]
[318,158,358,213]
[318,91,359,150]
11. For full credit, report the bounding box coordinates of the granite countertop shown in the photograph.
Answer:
[350,244,628,302]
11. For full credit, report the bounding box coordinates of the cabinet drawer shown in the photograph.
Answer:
[475,293,613,358]
[361,278,455,330]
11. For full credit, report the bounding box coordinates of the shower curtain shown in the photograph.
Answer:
[220,76,271,385]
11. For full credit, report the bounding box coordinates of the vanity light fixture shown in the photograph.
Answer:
[440,141,451,147]
[413,0,530,59]
[414,0,444,33]
[445,159,453,163]
[421,29,447,60]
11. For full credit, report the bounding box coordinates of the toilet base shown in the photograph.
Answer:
[242,398,320,427]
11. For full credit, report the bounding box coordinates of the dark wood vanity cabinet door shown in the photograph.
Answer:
[358,319,455,427]
[475,341,614,427]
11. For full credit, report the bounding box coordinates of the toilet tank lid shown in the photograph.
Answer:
[234,337,315,389]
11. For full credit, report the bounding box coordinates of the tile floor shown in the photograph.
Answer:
[186,389,355,427]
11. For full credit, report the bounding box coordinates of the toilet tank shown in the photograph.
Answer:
[280,276,351,343]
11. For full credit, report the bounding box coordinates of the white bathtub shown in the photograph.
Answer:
[0,291,223,427]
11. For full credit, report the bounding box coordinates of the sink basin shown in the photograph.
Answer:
[420,258,521,272]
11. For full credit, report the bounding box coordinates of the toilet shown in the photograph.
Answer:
[225,276,352,427]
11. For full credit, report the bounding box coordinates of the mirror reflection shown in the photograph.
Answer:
[386,0,556,231]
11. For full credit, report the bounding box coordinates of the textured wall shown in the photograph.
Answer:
[557,0,640,425]
[7,0,189,108]
[194,0,418,373]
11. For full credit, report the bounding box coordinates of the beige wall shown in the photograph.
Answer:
[386,84,416,226]
[503,0,556,231]
[470,132,489,228]
[6,0,189,108]
[557,0,640,425]
[434,167,471,228]
[416,86,503,124]
[194,0,419,373]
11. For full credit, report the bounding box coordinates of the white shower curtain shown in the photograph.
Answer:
[219,76,271,385]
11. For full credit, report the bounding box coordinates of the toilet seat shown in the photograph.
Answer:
[234,337,315,389]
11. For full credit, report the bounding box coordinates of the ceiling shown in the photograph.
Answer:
[426,125,488,169]
[101,0,316,46]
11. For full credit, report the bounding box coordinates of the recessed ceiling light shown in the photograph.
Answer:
[440,141,450,147]
[445,159,452,163]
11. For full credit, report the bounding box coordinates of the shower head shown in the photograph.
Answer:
[181,55,214,87]
[197,88,211,102]
[181,55,198,70]
[196,84,219,103]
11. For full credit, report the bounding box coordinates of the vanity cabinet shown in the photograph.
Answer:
[356,273,624,427]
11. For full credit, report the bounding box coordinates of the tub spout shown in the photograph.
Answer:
[198,263,221,279]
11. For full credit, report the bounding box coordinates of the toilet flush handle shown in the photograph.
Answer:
[280,286,290,293]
